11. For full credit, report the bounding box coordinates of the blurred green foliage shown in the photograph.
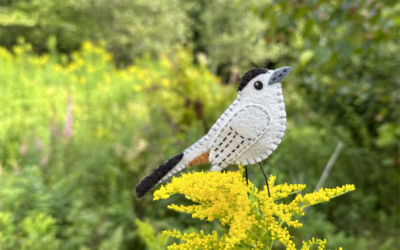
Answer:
[135,219,168,250]
[0,211,60,250]
[0,0,191,64]
[0,0,399,249]
[0,40,233,249]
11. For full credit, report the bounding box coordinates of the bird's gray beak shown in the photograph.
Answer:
[268,66,292,84]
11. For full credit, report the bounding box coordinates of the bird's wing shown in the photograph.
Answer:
[208,104,271,170]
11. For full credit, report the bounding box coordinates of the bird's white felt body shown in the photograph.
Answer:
[158,69,287,183]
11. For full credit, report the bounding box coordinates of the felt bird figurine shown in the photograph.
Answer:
[136,67,292,198]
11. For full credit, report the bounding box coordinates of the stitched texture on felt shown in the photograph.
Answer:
[209,104,270,168]
[234,82,286,165]
[268,67,292,84]
[173,99,242,178]
[208,69,288,170]
[135,152,184,198]
[140,67,291,192]
[237,68,268,92]
[188,151,210,167]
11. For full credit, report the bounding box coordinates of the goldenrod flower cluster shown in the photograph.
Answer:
[300,238,342,250]
[153,167,355,250]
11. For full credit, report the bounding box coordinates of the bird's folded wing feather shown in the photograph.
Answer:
[208,104,271,168]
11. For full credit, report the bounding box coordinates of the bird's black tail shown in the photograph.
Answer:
[135,152,184,198]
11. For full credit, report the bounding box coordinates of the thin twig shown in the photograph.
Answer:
[315,141,344,191]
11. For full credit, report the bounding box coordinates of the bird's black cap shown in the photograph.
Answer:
[237,68,268,92]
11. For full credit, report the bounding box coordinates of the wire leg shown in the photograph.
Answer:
[244,165,249,186]
[259,162,270,197]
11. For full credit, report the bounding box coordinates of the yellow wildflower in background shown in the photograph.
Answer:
[154,166,355,250]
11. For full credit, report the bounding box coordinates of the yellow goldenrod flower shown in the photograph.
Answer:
[82,41,93,51]
[162,78,171,87]
[54,64,62,72]
[67,63,76,71]
[154,167,355,250]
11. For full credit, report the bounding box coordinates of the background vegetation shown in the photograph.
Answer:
[0,0,399,249]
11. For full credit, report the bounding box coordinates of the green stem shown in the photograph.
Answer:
[269,239,273,250]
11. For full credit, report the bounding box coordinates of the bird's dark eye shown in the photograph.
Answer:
[254,81,263,90]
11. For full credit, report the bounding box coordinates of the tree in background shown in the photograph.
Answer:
[189,0,270,82]
[0,0,191,64]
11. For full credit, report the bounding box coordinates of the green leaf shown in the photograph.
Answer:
[314,47,332,66]
[335,41,353,59]
[377,123,400,147]
[299,50,315,67]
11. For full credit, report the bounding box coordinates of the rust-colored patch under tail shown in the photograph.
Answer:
[188,151,210,167]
